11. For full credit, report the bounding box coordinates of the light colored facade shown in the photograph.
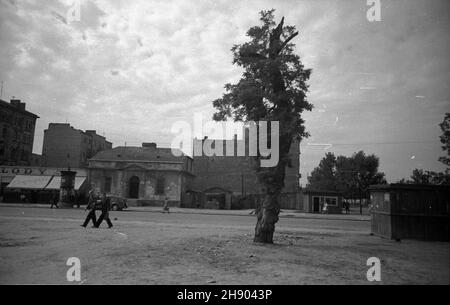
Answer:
[88,143,194,207]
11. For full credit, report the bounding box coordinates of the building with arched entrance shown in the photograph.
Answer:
[128,176,140,198]
[88,143,194,207]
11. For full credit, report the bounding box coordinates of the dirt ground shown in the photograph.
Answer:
[0,207,448,285]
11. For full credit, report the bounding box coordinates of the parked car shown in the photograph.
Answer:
[108,196,128,211]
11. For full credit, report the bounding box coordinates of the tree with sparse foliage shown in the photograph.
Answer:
[396,114,450,185]
[212,10,312,243]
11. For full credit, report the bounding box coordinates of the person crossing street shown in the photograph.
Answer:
[94,192,113,228]
[81,190,97,228]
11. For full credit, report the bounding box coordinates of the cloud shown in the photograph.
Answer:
[0,0,448,183]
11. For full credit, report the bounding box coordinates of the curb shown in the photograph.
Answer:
[0,203,370,222]
[126,208,370,222]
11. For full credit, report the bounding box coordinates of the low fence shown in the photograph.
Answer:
[231,192,302,210]
[182,191,303,210]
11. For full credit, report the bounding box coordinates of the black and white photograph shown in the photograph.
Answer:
[0,0,449,292]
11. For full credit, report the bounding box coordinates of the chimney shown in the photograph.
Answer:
[10,99,26,111]
[11,99,20,107]
[142,142,157,149]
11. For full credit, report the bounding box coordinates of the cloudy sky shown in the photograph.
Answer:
[0,0,449,184]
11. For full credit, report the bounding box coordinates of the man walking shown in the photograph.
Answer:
[50,192,59,209]
[81,190,97,228]
[95,192,113,228]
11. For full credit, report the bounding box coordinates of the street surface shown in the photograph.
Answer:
[0,206,448,284]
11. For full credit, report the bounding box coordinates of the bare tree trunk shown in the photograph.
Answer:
[254,192,280,243]
[253,138,290,243]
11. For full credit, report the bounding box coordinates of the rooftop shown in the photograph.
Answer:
[0,98,39,119]
[90,144,188,162]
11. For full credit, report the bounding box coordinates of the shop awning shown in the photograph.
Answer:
[44,176,87,191]
[6,175,52,190]
[0,176,14,184]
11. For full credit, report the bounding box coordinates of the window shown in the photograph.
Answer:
[104,177,112,193]
[21,150,29,161]
[156,176,165,195]
[324,196,337,206]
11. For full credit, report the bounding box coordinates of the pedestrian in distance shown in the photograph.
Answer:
[345,201,350,214]
[81,190,97,228]
[20,193,27,203]
[94,192,113,228]
[162,197,170,213]
[50,192,59,209]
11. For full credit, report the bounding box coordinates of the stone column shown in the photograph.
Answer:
[59,170,77,208]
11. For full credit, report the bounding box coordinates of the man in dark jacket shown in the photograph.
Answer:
[81,190,97,228]
[94,192,113,228]
[50,192,59,209]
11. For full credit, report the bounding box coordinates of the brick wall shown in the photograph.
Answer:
[192,137,300,195]
[43,124,113,168]
[43,123,83,168]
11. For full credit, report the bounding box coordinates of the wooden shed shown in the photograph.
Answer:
[369,184,450,242]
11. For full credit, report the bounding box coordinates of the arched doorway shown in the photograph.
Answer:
[203,187,231,210]
[129,176,140,199]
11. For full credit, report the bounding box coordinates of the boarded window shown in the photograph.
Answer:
[156,176,165,195]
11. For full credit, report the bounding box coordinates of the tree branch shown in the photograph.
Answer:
[273,17,284,38]
[240,51,266,60]
[278,31,299,54]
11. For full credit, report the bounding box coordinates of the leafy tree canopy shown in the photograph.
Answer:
[212,9,312,139]
[307,151,386,198]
